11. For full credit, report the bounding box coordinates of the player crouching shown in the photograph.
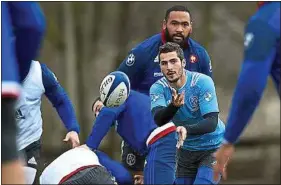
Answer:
[39,145,132,184]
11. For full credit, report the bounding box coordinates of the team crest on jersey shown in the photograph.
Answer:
[190,54,198,63]
[126,54,135,66]
[189,96,199,111]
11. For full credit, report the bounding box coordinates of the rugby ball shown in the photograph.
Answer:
[99,71,130,107]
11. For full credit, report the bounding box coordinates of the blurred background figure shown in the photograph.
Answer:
[1,2,45,184]
[2,2,278,184]
[213,1,280,181]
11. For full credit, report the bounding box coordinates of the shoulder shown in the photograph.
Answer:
[189,38,208,54]
[150,77,169,92]
[189,71,213,87]
[132,33,162,54]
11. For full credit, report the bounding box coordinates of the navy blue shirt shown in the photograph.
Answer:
[86,91,157,155]
[41,64,80,133]
[2,2,45,97]
[117,33,212,95]
[224,2,280,144]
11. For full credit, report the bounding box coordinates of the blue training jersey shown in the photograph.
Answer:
[224,2,280,144]
[86,91,157,155]
[117,33,213,95]
[150,70,225,151]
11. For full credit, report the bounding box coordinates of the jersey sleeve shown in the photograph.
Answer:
[199,48,213,78]
[86,107,120,150]
[224,18,278,144]
[41,63,80,133]
[198,75,219,115]
[117,47,146,90]
[8,2,46,81]
[149,82,167,110]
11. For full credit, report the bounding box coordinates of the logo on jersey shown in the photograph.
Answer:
[204,92,212,102]
[154,72,163,77]
[189,96,199,111]
[154,55,159,63]
[126,153,136,166]
[190,55,198,63]
[244,32,254,49]
[52,72,58,82]
[15,109,25,120]
[126,54,135,66]
[209,60,212,72]
[151,94,162,102]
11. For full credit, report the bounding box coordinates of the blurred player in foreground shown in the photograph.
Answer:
[16,61,81,184]
[150,42,225,184]
[1,2,45,184]
[87,71,187,184]
[213,1,280,181]
[40,145,132,184]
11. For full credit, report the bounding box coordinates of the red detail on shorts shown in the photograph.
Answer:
[59,165,99,184]
[148,126,176,145]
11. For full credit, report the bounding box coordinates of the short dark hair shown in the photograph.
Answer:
[158,42,185,61]
[165,5,192,22]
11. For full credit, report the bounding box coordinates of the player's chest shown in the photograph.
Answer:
[165,90,201,119]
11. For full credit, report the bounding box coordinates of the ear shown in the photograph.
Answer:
[182,59,186,67]
[190,22,193,34]
[162,19,167,30]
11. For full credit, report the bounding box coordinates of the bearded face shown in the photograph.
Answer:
[163,11,192,47]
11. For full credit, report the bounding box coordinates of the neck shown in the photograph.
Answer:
[169,71,187,89]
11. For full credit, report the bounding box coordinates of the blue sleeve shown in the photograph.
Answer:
[224,18,278,144]
[1,2,19,84]
[117,48,146,90]
[95,150,133,184]
[198,75,219,115]
[199,48,213,78]
[150,82,167,110]
[41,64,80,133]
[8,2,46,82]
[86,108,118,149]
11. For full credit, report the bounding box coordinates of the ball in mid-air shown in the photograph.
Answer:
[99,71,130,107]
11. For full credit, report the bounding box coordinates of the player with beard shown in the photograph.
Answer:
[150,42,225,184]
[116,5,213,178]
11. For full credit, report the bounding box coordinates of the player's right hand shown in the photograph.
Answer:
[171,88,185,107]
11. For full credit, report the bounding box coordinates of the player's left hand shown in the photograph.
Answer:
[63,131,80,148]
[213,143,235,181]
[176,126,187,149]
